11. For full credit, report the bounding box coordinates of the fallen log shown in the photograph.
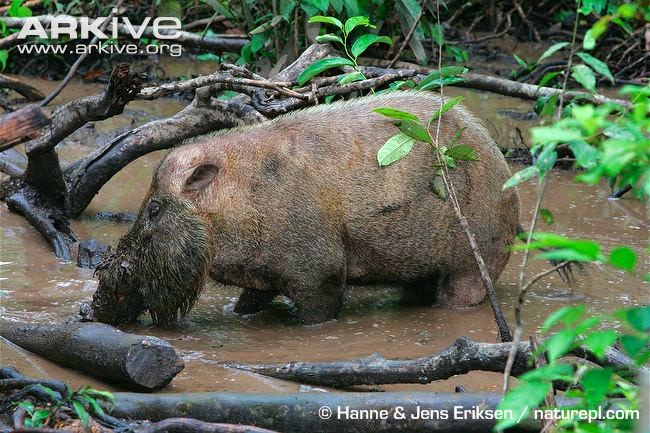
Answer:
[225,337,531,388]
[226,336,647,389]
[111,390,575,433]
[0,321,184,391]
[360,58,632,108]
[142,418,279,433]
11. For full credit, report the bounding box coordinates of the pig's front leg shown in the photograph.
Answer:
[233,288,277,315]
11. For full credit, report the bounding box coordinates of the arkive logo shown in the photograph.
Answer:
[16,9,182,40]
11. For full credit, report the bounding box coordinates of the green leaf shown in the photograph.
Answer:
[316,33,344,45]
[72,400,90,428]
[542,305,586,332]
[344,16,373,36]
[503,165,538,189]
[0,49,7,71]
[622,306,650,332]
[581,368,612,407]
[31,409,51,427]
[196,53,221,62]
[296,57,355,85]
[620,335,648,358]
[537,41,570,63]
[582,330,617,360]
[540,208,554,225]
[396,120,431,143]
[446,144,477,161]
[608,246,637,271]
[569,141,599,170]
[80,388,115,405]
[538,71,562,87]
[447,127,466,148]
[338,71,364,84]
[535,146,557,178]
[495,381,551,430]
[31,384,59,401]
[571,64,596,93]
[583,29,596,50]
[301,0,329,15]
[308,15,343,29]
[17,401,35,414]
[536,248,596,263]
[513,54,529,69]
[77,395,106,417]
[531,126,583,145]
[373,107,420,122]
[429,96,464,123]
[576,52,615,84]
[519,363,574,382]
[416,66,467,90]
[431,175,447,200]
[545,329,576,361]
[377,133,416,167]
[350,34,392,58]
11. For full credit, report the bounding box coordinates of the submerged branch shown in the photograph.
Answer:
[225,337,531,388]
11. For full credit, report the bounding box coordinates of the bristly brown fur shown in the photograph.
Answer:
[93,195,214,325]
[91,91,520,326]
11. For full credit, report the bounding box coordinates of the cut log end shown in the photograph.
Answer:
[126,338,185,390]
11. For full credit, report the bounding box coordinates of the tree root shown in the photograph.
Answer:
[5,192,75,261]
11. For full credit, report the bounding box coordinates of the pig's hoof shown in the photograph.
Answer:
[233,288,276,315]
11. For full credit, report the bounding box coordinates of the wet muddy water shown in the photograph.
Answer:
[0,73,647,395]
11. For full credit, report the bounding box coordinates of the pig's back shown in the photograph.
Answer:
[249,91,518,283]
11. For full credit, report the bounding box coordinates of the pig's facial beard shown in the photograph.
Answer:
[92,200,214,326]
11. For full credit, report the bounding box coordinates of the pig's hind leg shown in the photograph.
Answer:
[289,271,346,325]
[435,271,486,308]
[233,288,277,314]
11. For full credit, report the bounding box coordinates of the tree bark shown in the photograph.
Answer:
[226,337,531,388]
[226,336,647,388]
[360,59,632,108]
[0,321,184,391]
[142,418,279,433]
[0,74,45,101]
[0,105,50,152]
[110,390,576,433]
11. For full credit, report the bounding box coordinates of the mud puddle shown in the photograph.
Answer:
[1,75,647,395]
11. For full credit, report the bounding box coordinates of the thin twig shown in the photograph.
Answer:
[502,0,582,396]
[430,0,512,342]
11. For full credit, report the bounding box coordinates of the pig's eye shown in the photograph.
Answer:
[148,201,162,221]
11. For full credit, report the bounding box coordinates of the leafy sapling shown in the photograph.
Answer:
[297,15,393,86]
[374,96,476,199]
[495,305,649,433]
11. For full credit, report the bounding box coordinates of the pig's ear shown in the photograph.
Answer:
[185,164,218,191]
